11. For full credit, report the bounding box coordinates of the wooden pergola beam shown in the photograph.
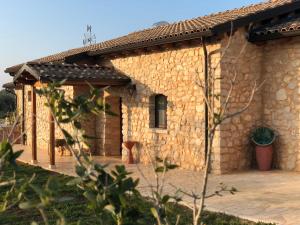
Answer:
[31,85,37,164]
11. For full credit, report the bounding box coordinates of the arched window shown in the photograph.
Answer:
[154,94,167,129]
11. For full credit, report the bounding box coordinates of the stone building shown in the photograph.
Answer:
[4,0,300,174]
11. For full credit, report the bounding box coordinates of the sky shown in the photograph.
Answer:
[0,0,262,88]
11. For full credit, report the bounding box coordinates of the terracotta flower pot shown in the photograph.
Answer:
[255,145,273,171]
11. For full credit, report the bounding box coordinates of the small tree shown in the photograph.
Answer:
[185,28,263,224]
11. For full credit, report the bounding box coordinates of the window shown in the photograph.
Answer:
[149,94,168,129]
[154,94,167,129]
[28,91,32,102]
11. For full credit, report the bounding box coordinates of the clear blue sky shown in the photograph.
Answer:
[0,0,262,87]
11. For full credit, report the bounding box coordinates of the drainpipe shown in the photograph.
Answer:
[201,37,209,162]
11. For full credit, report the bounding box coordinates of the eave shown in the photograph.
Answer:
[88,30,213,56]
[249,29,300,42]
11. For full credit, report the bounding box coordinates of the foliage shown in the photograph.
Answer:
[0,90,16,119]
[0,139,27,212]
[149,157,181,225]
[19,177,70,225]
[69,162,140,225]
[0,164,95,225]
[0,139,23,169]
[251,127,275,146]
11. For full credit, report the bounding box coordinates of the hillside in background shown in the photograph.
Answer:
[0,89,16,119]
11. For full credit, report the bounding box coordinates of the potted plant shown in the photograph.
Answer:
[251,127,276,171]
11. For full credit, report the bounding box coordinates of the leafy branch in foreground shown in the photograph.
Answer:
[1,132,66,225]
[19,177,69,225]
[151,157,181,225]
[0,139,30,212]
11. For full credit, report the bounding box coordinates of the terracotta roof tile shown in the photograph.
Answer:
[14,62,131,85]
[2,82,21,90]
[5,0,299,72]
[250,15,300,40]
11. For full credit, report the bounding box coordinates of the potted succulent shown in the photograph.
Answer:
[251,127,276,171]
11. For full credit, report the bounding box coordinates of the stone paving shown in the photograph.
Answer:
[14,144,300,225]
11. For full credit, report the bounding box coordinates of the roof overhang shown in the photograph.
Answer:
[89,1,300,56]
[14,64,40,84]
[2,82,22,90]
[249,29,300,42]
[249,15,300,42]
[5,64,23,75]
[88,30,213,56]
[13,62,131,86]
[211,1,300,36]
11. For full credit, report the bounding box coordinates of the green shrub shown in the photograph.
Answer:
[251,127,275,146]
[0,90,16,119]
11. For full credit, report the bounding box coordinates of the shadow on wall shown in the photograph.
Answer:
[217,30,263,173]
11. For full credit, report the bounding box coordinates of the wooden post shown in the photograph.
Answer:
[49,109,55,168]
[21,85,25,145]
[31,86,37,164]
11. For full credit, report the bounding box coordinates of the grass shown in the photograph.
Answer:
[0,163,274,225]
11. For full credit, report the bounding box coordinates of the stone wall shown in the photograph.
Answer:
[15,89,22,116]
[23,85,74,152]
[109,42,222,171]
[19,85,98,156]
[216,29,263,174]
[262,36,300,171]
[24,85,32,147]
[15,28,300,174]
[107,29,263,174]
[14,30,266,174]
[15,88,23,144]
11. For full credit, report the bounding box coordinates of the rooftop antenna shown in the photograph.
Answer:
[83,25,96,46]
[152,21,169,27]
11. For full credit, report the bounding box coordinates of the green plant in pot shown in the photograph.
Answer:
[251,127,276,171]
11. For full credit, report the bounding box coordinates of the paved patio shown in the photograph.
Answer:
[14,144,300,225]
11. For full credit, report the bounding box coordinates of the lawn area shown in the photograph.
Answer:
[0,163,274,225]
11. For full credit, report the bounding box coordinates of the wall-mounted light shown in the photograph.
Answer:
[127,83,136,96]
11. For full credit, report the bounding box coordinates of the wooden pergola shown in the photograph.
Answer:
[13,62,131,168]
